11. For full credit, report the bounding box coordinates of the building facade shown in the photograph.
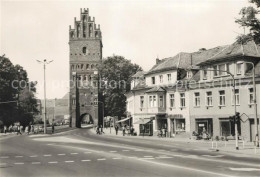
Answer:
[127,41,260,141]
[69,8,103,128]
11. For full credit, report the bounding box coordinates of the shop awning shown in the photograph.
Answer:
[134,117,154,124]
[116,117,131,123]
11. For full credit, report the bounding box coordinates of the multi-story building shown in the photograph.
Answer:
[69,8,103,128]
[127,40,260,141]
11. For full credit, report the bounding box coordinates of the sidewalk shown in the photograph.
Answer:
[98,127,260,157]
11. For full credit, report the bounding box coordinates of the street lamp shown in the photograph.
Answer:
[36,59,53,134]
[243,61,258,147]
[188,67,239,150]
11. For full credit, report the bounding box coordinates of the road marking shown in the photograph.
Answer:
[172,155,184,157]
[14,162,24,165]
[139,158,155,160]
[110,151,117,153]
[15,156,23,158]
[97,158,106,161]
[229,168,260,171]
[70,153,78,155]
[158,149,166,151]
[65,161,74,163]
[84,152,92,154]
[202,155,224,158]
[156,156,173,159]
[128,156,137,158]
[30,155,38,157]
[144,156,153,158]
[0,156,9,159]
[112,157,122,160]
[58,154,66,156]
[44,154,52,157]
[139,159,235,177]
[0,163,7,166]
[32,162,41,164]
[122,150,130,152]
[48,161,58,164]
[81,160,91,162]
[134,149,144,151]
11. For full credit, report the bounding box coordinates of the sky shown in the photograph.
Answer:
[0,0,251,99]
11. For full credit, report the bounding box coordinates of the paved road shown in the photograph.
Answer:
[1,128,260,177]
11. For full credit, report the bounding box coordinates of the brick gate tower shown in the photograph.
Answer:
[69,8,102,128]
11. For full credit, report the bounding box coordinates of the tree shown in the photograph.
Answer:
[0,56,38,126]
[235,0,260,43]
[98,55,142,119]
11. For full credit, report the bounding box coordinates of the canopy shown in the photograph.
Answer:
[134,118,153,124]
[116,117,131,123]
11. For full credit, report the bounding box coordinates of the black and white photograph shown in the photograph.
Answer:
[0,0,260,176]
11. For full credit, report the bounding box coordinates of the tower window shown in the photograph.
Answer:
[91,64,94,69]
[86,64,89,69]
[82,47,87,55]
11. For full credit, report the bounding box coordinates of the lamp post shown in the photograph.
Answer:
[244,62,258,147]
[37,59,53,134]
[188,67,239,150]
[96,101,104,128]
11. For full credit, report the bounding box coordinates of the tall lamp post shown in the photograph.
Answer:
[37,59,53,134]
[243,62,258,146]
[188,67,239,150]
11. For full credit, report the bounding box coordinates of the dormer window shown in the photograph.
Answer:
[203,70,207,80]
[236,62,243,75]
[159,75,163,83]
[187,71,192,79]
[151,77,155,85]
[167,74,171,81]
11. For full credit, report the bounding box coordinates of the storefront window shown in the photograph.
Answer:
[176,119,185,131]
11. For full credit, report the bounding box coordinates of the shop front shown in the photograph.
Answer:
[195,118,213,137]
[219,118,241,137]
[168,114,186,136]
[134,117,154,136]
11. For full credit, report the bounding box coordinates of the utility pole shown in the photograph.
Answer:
[37,59,53,134]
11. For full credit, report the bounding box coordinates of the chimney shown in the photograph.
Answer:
[156,58,160,64]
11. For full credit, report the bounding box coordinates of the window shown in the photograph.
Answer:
[167,74,171,82]
[219,64,226,76]
[151,77,155,85]
[72,99,76,105]
[81,64,84,69]
[213,65,218,76]
[194,92,200,107]
[149,96,153,107]
[232,89,240,105]
[203,70,207,80]
[149,96,156,107]
[219,90,225,106]
[71,65,74,70]
[159,96,164,107]
[159,75,163,83]
[176,119,185,131]
[140,96,144,108]
[82,47,87,54]
[86,64,89,69]
[226,63,230,73]
[91,64,94,69]
[170,94,175,108]
[249,88,254,104]
[180,93,185,107]
[153,96,157,107]
[187,71,192,79]
[236,63,242,75]
[206,91,213,106]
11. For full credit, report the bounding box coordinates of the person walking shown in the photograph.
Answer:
[52,124,55,134]
[4,126,7,134]
[122,126,125,136]
[115,125,119,135]
[17,125,22,135]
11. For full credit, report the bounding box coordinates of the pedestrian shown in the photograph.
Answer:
[52,124,55,134]
[96,126,100,134]
[25,126,29,135]
[4,125,7,134]
[31,125,34,134]
[17,125,22,135]
[115,125,119,135]
[122,126,125,136]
